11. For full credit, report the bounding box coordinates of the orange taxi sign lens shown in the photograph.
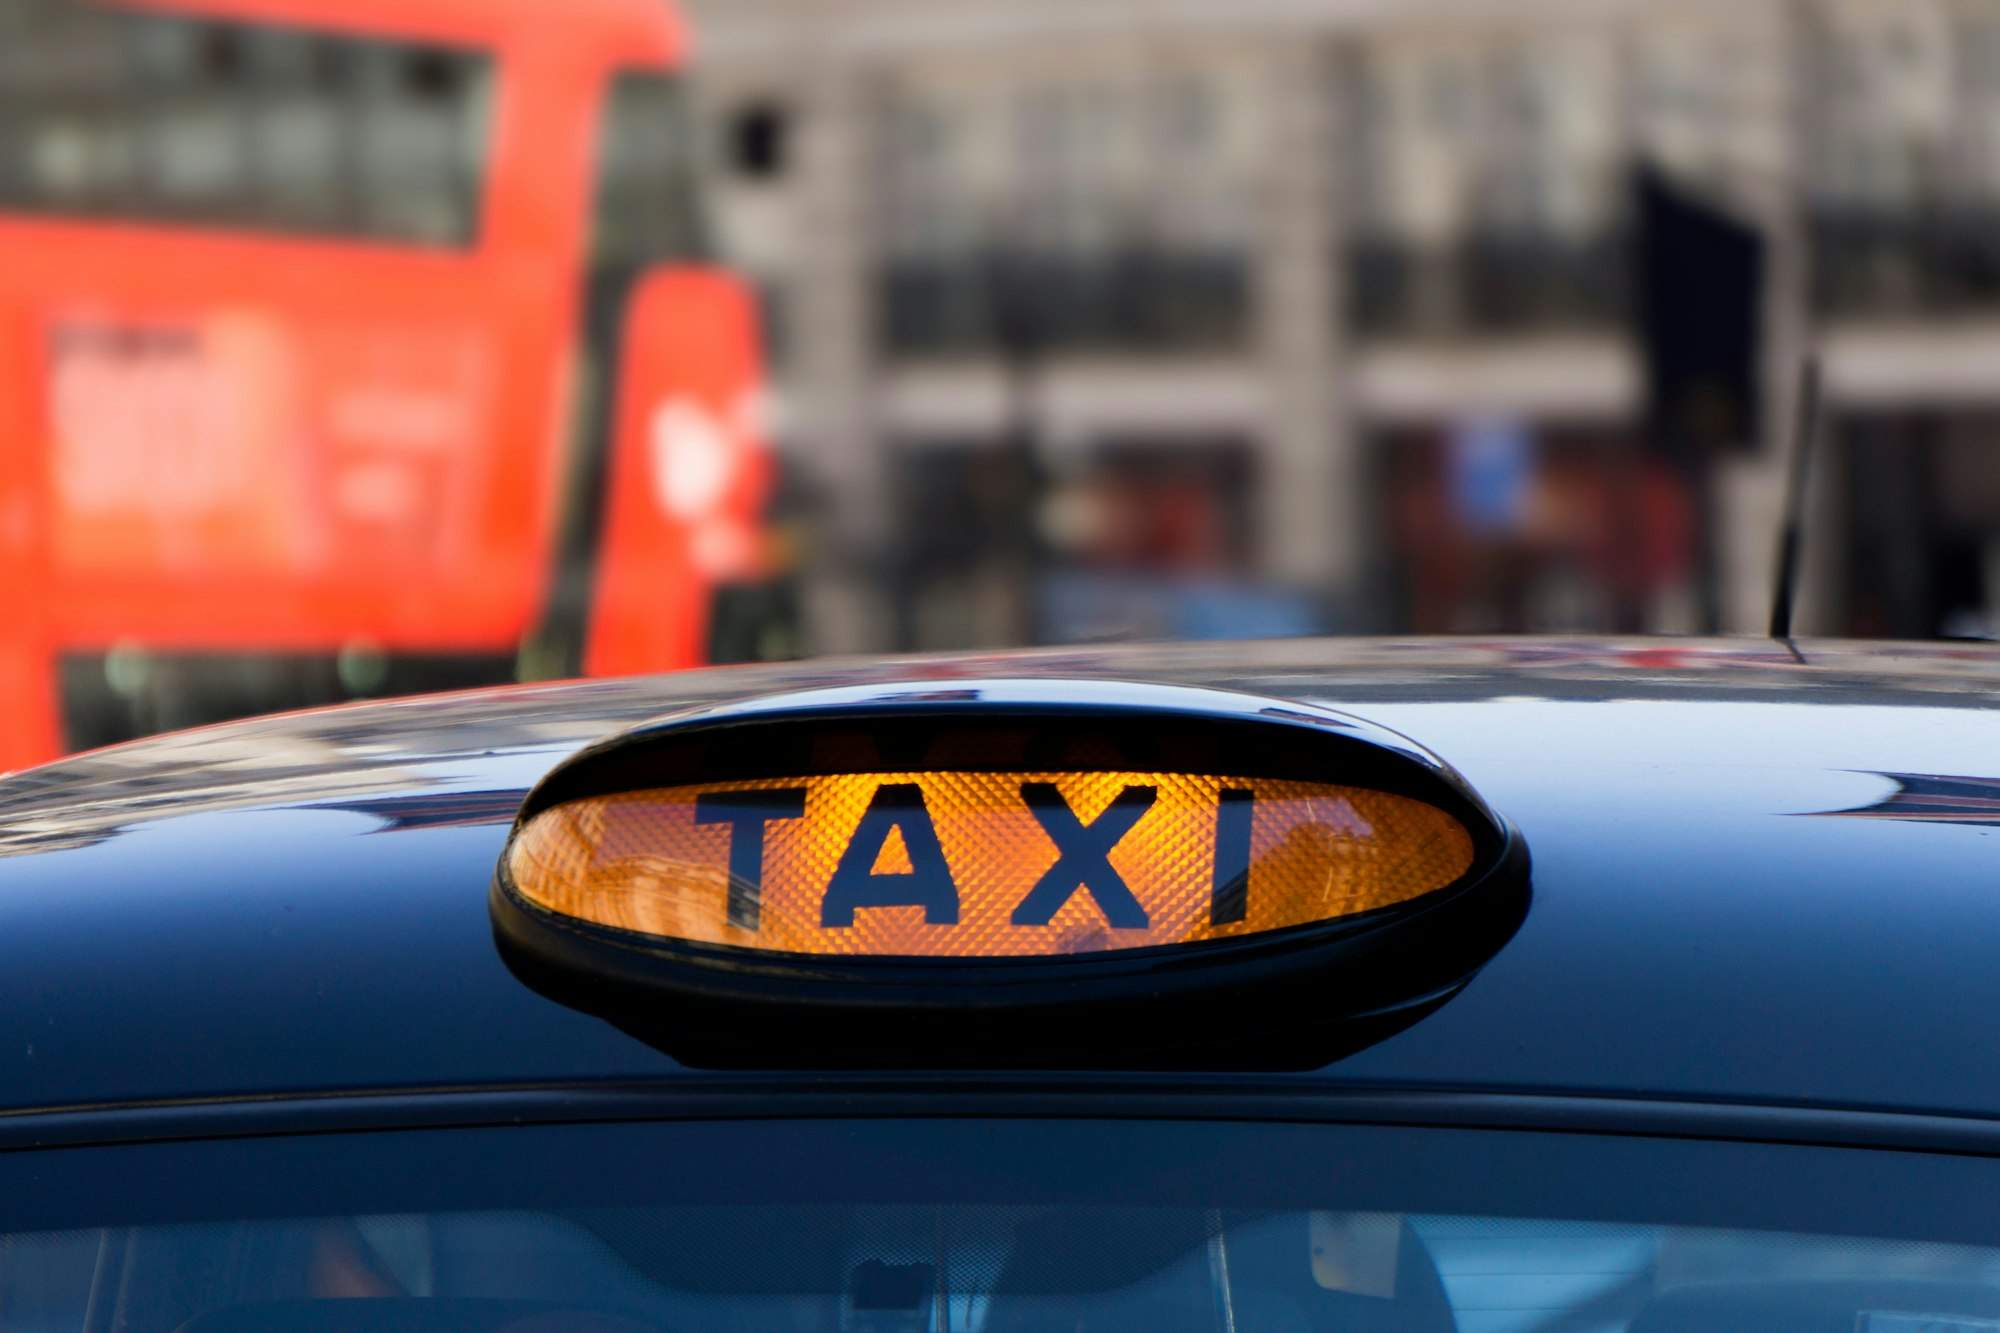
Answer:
[505,771,1476,958]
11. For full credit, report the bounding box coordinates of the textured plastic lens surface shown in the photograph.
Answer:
[507,771,1475,958]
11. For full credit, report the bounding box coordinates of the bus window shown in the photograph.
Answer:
[0,3,491,246]
[0,4,133,215]
[139,19,251,223]
[353,42,491,246]
[592,72,710,268]
[243,27,352,233]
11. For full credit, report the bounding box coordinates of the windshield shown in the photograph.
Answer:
[14,1118,2000,1333]
[4,0,1999,769]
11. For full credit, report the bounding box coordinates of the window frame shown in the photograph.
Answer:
[10,1096,2000,1333]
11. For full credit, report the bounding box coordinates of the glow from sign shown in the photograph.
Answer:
[506,770,1476,958]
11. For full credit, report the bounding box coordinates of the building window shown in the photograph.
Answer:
[1347,32,1626,336]
[1808,1,2000,314]
[876,72,1251,356]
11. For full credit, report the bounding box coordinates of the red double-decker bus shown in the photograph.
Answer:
[0,0,779,768]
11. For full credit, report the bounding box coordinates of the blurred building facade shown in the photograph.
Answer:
[683,0,2000,650]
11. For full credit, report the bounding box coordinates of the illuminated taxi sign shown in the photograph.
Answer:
[506,771,1475,958]
[489,680,1529,1070]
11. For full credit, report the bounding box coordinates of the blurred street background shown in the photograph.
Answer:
[687,0,2000,653]
[5,0,2000,761]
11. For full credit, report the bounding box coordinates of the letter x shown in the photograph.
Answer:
[1011,783,1156,928]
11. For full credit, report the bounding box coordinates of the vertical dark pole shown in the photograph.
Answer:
[1768,354,1821,643]
[1688,451,1722,635]
[1635,167,1765,636]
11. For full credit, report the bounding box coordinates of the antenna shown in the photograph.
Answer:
[1768,352,1822,646]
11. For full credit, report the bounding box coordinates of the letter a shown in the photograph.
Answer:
[820,784,960,926]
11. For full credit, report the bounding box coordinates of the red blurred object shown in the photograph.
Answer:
[586,270,770,678]
[0,0,772,769]
[0,316,61,770]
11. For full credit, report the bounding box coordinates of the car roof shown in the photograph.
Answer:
[2,635,1998,1125]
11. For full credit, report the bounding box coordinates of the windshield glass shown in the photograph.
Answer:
[15,1118,2000,1333]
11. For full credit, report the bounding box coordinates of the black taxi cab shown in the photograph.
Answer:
[2,636,1999,1333]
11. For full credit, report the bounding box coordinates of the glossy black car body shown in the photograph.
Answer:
[0,635,1997,1153]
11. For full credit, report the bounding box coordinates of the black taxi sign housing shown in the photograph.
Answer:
[490,680,1529,1068]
